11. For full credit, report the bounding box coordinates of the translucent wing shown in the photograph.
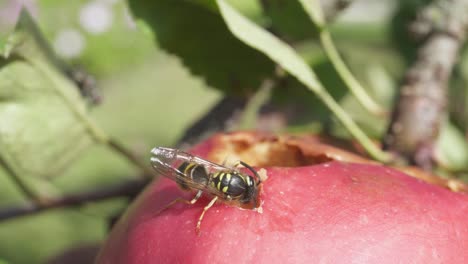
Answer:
[150,147,227,197]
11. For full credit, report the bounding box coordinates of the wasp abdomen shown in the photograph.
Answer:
[177,162,209,190]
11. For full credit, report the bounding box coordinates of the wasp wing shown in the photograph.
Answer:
[150,147,227,198]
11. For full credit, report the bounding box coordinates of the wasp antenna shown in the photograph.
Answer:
[239,161,261,184]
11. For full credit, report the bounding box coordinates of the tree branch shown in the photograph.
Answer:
[108,139,154,178]
[0,177,150,222]
[384,0,468,169]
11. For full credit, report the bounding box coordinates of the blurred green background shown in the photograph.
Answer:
[0,0,221,263]
[0,0,467,263]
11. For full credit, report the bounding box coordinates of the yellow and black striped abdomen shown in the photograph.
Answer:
[177,162,209,190]
[211,171,247,198]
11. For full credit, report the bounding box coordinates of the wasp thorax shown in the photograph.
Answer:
[211,172,256,200]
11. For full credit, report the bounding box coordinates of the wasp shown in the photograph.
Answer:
[150,147,263,234]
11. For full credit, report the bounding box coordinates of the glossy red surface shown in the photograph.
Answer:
[97,137,468,264]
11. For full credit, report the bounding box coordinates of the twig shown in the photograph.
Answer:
[319,30,386,115]
[0,178,150,222]
[17,10,101,105]
[296,0,385,116]
[384,0,468,169]
[0,139,154,222]
[237,79,275,130]
[108,139,154,178]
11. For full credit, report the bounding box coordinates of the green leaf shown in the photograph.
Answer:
[0,10,107,181]
[186,0,218,11]
[216,0,323,93]
[0,59,91,179]
[434,122,468,171]
[297,0,325,26]
[0,33,22,59]
[0,209,106,264]
[297,0,385,115]
[261,0,319,41]
[188,0,262,18]
[216,0,392,162]
[128,0,274,94]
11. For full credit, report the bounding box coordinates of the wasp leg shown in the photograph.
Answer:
[155,190,203,216]
[196,196,219,235]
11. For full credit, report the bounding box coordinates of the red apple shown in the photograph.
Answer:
[97,132,468,263]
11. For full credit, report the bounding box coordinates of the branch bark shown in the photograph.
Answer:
[0,178,150,222]
[384,0,468,169]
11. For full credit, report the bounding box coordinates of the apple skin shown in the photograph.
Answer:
[97,135,468,264]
